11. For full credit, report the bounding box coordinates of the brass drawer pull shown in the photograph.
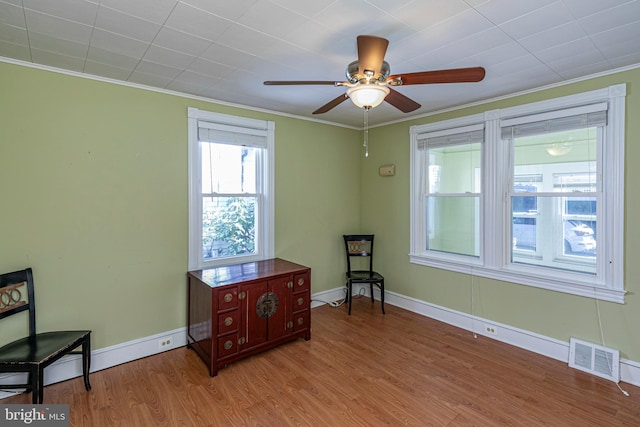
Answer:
[223,340,233,350]
[297,278,305,286]
[297,297,304,306]
[224,293,233,303]
[224,316,233,327]
[297,317,304,326]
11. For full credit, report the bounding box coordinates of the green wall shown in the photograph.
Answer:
[3,59,640,365]
[365,67,640,361]
[0,62,360,349]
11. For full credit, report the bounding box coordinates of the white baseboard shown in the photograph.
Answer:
[3,286,638,401]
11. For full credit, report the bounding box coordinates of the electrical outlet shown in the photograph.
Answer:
[484,324,498,336]
[158,336,174,350]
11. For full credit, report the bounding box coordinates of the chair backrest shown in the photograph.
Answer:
[0,268,36,337]
[343,234,375,273]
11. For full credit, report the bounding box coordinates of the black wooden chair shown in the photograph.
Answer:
[343,235,385,315]
[0,268,91,403]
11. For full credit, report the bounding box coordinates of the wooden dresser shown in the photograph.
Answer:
[187,258,311,376]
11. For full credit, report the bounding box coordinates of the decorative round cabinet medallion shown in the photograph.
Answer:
[256,291,279,319]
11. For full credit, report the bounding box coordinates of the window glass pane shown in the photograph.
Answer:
[201,143,256,194]
[203,196,256,260]
[429,143,481,194]
[427,196,479,257]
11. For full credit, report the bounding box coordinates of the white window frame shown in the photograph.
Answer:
[410,84,626,303]
[188,107,275,270]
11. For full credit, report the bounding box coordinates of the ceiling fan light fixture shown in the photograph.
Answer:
[347,85,390,109]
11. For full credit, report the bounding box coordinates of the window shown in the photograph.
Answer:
[410,84,626,302]
[419,124,484,258]
[505,109,602,274]
[188,108,275,270]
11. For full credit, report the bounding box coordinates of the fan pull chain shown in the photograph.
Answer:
[363,106,370,157]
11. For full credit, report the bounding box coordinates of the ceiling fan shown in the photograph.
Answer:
[264,35,486,115]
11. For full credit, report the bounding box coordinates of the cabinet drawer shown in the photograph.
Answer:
[292,293,309,311]
[217,334,239,359]
[217,310,239,336]
[294,272,310,292]
[293,310,310,332]
[217,287,238,311]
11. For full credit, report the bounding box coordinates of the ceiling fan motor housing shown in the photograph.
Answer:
[346,60,390,84]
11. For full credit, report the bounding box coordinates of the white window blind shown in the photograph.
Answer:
[418,123,484,149]
[501,104,607,139]
[198,122,269,148]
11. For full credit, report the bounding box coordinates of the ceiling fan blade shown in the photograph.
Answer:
[264,80,340,86]
[389,67,486,85]
[313,94,349,114]
[357,35,389,77]
[384,88,421,113]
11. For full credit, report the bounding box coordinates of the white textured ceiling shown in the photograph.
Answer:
[1,0,639,127]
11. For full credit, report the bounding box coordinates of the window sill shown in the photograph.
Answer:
[409,254,625,304]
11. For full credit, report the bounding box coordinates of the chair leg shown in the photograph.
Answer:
[31,367,43,404]
[370,283,374,303]
[380,280,385,314]
[344,281,349,305]
[82,335,92,391]
[347,280,352,315]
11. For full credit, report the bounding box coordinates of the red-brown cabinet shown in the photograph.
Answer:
[187,258,311,376]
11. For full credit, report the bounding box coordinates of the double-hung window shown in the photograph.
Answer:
[503,105,604,274]
[417,124,484,258]
[410,84,626,302]
[188,108,275,270]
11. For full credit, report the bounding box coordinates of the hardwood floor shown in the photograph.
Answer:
[4,297,640,426]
